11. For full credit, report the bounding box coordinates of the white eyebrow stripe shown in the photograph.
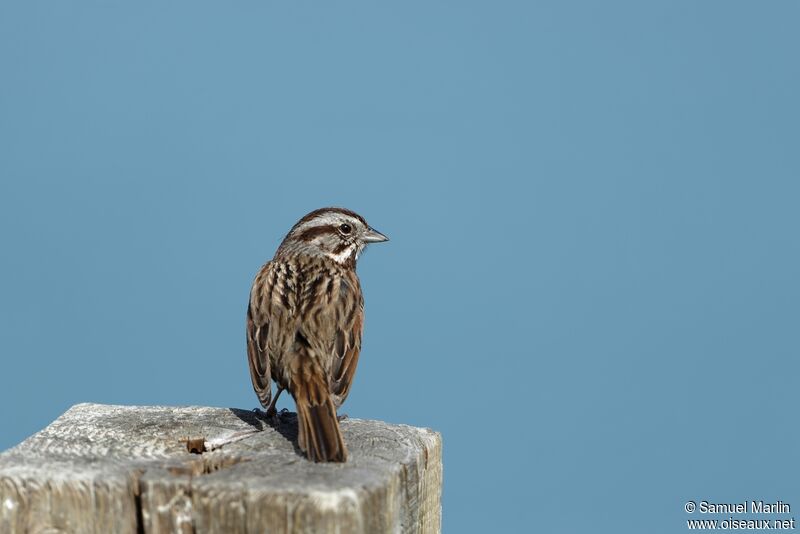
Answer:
[293,213,360,234]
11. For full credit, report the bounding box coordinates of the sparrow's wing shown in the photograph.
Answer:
[330,275,364,407]
[247,298,272,410]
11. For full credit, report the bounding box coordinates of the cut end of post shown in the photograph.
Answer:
[0,403,442,534]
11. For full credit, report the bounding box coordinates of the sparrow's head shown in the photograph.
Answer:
[275,207,389,266]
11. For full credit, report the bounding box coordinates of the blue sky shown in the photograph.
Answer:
[1,2,798,532]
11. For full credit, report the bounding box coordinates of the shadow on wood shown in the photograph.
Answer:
[0,403,442,534]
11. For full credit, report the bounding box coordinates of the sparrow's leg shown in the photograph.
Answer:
[265,387,284,418]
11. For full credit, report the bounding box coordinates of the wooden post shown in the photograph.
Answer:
[0,403,442,534]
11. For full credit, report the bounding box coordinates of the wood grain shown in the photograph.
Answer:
[0,404,442,534]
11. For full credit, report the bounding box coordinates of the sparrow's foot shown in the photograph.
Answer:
[269,408,290,425]
[263,387,285,420]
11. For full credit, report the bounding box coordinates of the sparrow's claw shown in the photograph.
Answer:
[262,388,285,421]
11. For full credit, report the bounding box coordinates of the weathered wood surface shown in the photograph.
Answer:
[0,403,442,534]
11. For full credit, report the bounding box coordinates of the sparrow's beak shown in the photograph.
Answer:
[363,227,389,243]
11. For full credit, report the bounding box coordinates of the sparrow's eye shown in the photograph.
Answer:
[339,223,352,235]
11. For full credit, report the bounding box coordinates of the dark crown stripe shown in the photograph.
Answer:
[296,207,367,226]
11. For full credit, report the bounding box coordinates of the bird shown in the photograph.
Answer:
[246,207,389,462]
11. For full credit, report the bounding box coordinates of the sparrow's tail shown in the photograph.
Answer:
[293,367,347,463]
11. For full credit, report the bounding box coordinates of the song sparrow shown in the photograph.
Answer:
[246,207,388,462]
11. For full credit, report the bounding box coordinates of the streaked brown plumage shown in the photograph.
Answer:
[247,207,388,462]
